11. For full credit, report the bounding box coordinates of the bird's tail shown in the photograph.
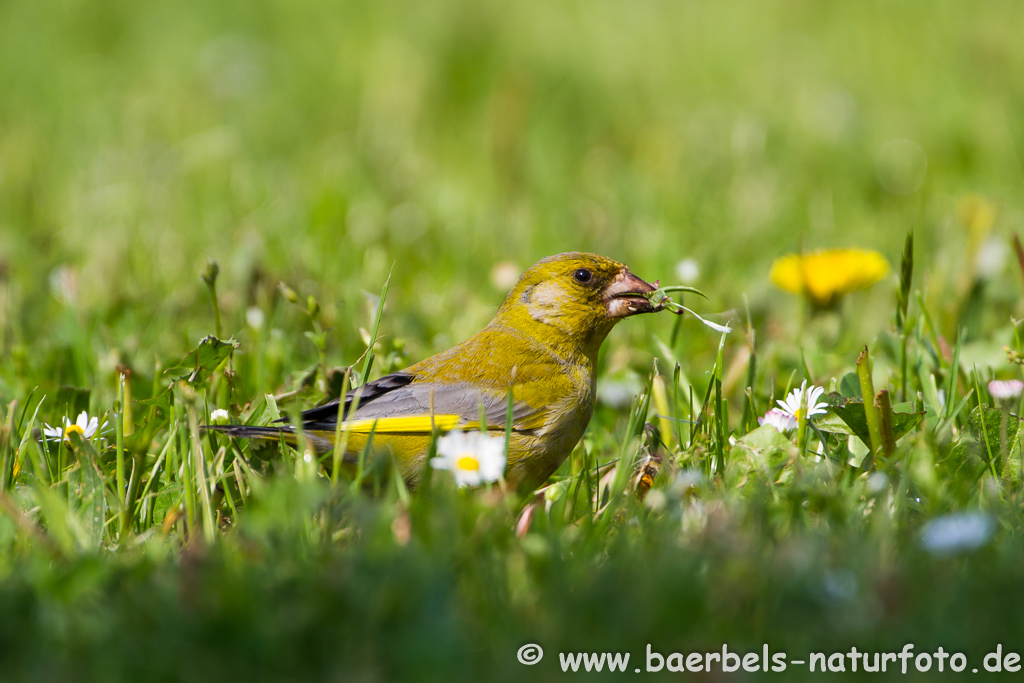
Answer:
[201,424,297,444]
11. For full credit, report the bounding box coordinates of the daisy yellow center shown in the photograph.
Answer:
[794,408,804,421]
[456,454,480,471]
[65,424,86,439]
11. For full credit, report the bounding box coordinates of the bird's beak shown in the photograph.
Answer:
[604,268,659,318]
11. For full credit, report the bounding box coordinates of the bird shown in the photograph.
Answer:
[206,252,661,491]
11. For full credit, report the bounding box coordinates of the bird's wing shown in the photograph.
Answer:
[276,372,415,427]
[285,372,544,435]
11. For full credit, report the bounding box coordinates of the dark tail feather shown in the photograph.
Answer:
[201,424,297,444]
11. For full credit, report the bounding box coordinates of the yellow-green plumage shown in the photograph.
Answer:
[208,252,659,491]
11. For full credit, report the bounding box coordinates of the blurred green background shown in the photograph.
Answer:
[3,0,1023,400]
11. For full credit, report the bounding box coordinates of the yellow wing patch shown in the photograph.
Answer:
[339,414,464,434]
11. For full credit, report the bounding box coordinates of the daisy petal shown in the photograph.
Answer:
[679,305,732,334]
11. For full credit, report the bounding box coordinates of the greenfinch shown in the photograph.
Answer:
[209,252,660,490]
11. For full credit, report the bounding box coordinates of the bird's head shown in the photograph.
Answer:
[495,252,659,357]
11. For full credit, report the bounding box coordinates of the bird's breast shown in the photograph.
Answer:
[505,363,595,489]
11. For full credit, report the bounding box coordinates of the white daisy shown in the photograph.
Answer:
[246,307,265,330]
[776,381,828,422]
[758,408,798,433]
[988,379,1024,401]
[43,411,108,444]
[920,512,995,555]
[430,430,506,487]
[210,408,231,424]
[674,258,700,285]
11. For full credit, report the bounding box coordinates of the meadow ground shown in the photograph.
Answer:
[2,0,1024,680]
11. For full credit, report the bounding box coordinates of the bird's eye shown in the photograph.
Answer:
[573,268,593,284]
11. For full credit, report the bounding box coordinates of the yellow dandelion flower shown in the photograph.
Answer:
[956,193,997,240]
[770,248,890,308]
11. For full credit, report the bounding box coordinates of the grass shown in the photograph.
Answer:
[2,0,1024,679]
